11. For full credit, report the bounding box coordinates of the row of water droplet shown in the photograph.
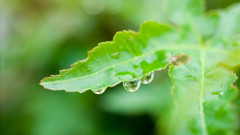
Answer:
[123,71,154,92]
[92,71,154,94]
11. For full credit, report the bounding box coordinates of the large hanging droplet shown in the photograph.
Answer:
[93,88,106,94]
[123,79,141,92]
[141,72,154,84]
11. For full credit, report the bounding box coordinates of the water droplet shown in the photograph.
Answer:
[93,88,106,94]
[78,91,83,93]
[141,72,154,84]
[123,79,141,92]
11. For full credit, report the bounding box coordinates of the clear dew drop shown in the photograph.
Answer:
[141,72,154,84]
[123,79,141,92]
[93,88,106,94]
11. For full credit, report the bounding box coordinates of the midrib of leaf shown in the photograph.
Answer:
[199,48,207,135]
[184,10,207,134]
[40,45,239,85]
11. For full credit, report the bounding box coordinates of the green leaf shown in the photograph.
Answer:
[40,22,179,92]
[168,62,238,134]
[40,1,240,134]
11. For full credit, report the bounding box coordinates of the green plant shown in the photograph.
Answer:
[40,0,240,134]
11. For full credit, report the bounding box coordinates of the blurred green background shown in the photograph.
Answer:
[1,0,240,135]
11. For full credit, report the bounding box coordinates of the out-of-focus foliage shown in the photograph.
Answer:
[1,0,240,135]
